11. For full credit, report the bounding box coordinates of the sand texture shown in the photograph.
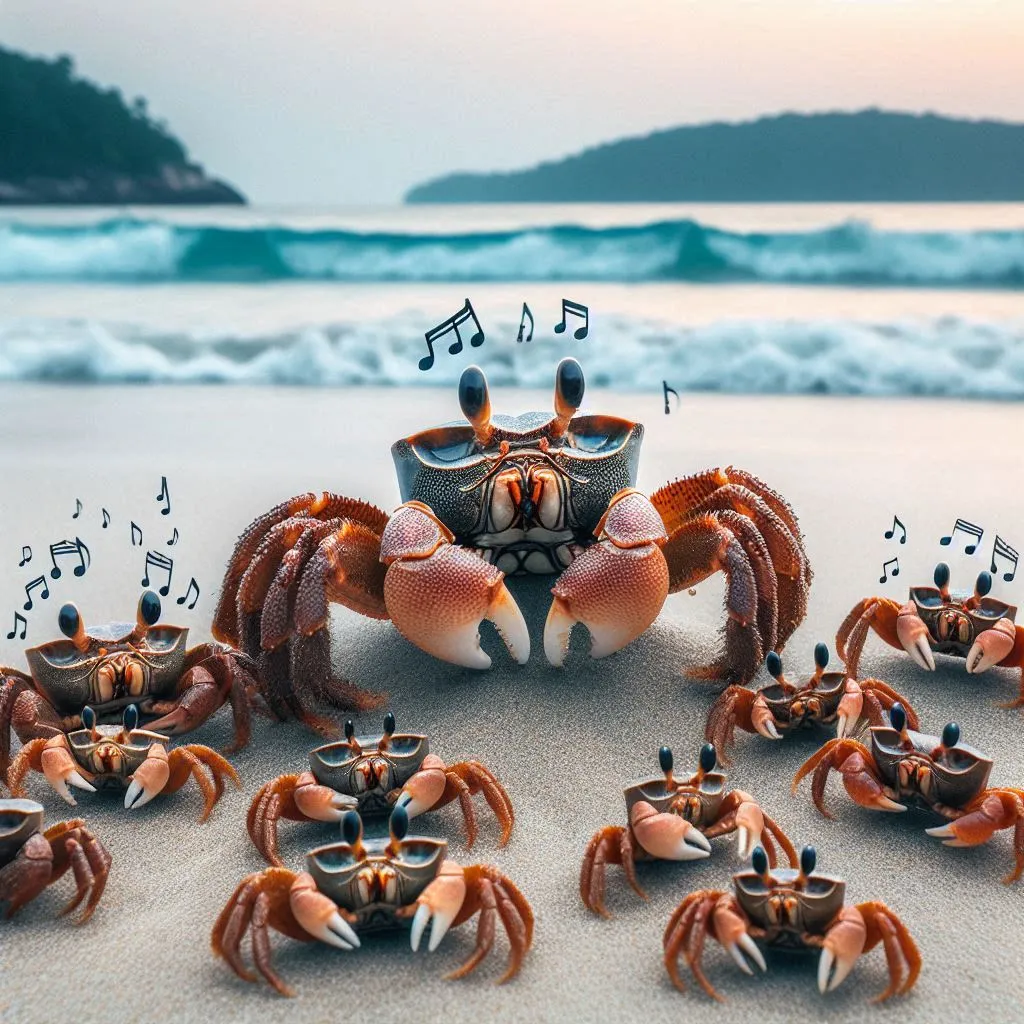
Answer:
[1,383,1023,1023]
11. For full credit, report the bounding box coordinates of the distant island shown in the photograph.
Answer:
[406,110,1024,203]
[0,46,244,205]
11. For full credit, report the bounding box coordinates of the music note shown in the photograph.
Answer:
[156,476,171,515]
[72,498,82,519]
[420,299,485,371]
[176,576,200,610]
[879,557,900,584]
[18,545,31,568]
[662,380,680,415]
[940,518,984,555]
[167,527,179,547]
[49,537,90,579]
[6,612,27,641]
[553,298,589,341]
[102,508,111,529]
[131,522,143,547]
[991,535,1019,583]
[141,550,174,596]
[516,302,534,344]
[884,515,907,545]
[23,576,50,611]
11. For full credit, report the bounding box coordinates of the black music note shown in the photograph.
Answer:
[420,299,484,371]
[662,380,680,415]
[516,302,534,344]
[879,557,900,584]
[23,576,50,610]
[6,612,27,641]
[72,498,82,519]
[141,550,173,596]
[167,527,179,547]
[49,537,90,579]
[991,535,1019,583]
[940,518,984,555]
[156,476,171,515]
[554,298,589,341]
[131,522,143,547]
[884,515,907,545]
[102,508,111,529]
[176,576,200,610]
[18,545,31,568]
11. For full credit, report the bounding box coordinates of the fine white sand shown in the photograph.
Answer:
[2,383,1023,1024]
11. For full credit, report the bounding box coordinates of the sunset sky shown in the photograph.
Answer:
[3,0,1023,204]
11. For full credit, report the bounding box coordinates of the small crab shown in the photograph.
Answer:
[0,592,263,787]
[212,805,534,997]
[0,797,111,923]
[248,712,514,865]
[706,643,918,764]
[664,844,920,1002]
[580,743,797,917]
[793,702,1024,883]
[7,703,239,822]
[837,563,1024,705]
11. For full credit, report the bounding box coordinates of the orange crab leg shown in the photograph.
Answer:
[835,598,903,677]
[996,627,1024,707]
[793,738,906,818]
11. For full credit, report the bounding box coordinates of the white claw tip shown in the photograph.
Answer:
[410,903,430,952]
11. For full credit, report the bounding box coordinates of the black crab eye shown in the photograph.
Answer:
[555,357,585,410]
[934,563,950,589]
[814,643,829,670]
[699,743,717,773]
[942,722,961,748]
[341,810,362,846]
[976,572,993,597]
[58,603,81,639]
[123,704,139,732]
[752,846,769,875]
[139,591,161,626]
[658,746,673,774]
[390,804,409,842]
[800,846,817,875]
[458,366,489,424]
[82,706,96,730]
[383,712,396,736]
[344,720,355,740]
[889,702,907,732]
[766,652,783,679]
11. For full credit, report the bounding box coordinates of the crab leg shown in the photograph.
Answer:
[44,820,112,923]
[793,738,907,817]
[0,831,54,918]
[382,503,529,669]
[580,825,644,916]
[835,598,903,677]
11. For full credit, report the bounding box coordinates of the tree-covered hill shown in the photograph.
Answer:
[0,46,244,204]
[406,109,1024,203]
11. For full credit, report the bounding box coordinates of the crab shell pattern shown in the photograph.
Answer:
[213,358,811,722]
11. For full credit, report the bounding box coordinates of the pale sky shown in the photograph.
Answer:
[2,0,1023,205]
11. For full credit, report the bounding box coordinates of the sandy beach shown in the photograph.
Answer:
[2,381,1023,1024]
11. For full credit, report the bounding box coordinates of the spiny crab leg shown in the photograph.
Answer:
[896,603,935,671]
[381,503,529,669]
[967,619,1016,674]
[630,801,713,861]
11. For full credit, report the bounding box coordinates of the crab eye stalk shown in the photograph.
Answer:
[58,603,89,653]
[699,743,717,774]
[123,704,139,733]
[942,722,961,748]
[658,745,673,775]
[889,702,907,734]
[751,846,769,877]
[383,712,396,736]
[813,643,829,672]
[341,810,363,848]
[800,845,817,877]
[344,719,355,740]
[766,651,783,679]
[82,705,99,739]
[934,562,951,593]
[390,804,409,843]
[549,357,585,439]
[458,365,494,447]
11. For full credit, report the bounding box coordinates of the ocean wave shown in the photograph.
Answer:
[0,217,1023,286]
[3,315,1024,398]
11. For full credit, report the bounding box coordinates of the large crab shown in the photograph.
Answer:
[664,844,920,1002]
[7,703,239,822]
[706,643,918,764]
[580,742,797,917]
[248,712,514,865]
[0,592,263,787]
[212,359,811,718]
[837,562,1024,705]
[793,702,1024,883]
[1,797,111,923]
[212,805,533,997]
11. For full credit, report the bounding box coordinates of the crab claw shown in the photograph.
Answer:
[544,490,669,666]
[733,798,765,860]
[925,794,1005,847]
[835,679,865,739]
[819,905,867,993]
[630,800,712,861]
[395,754,447,819]
[294,779,358,822]
[967,619,1016,674]
[40,737,96,805]
[382,503,529,669]
[896,603,935,671]
[290,872,360,949]
[124,744,170,810]
[713,901,767,976]
[411,861,467,953]
[750,694,782,740]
